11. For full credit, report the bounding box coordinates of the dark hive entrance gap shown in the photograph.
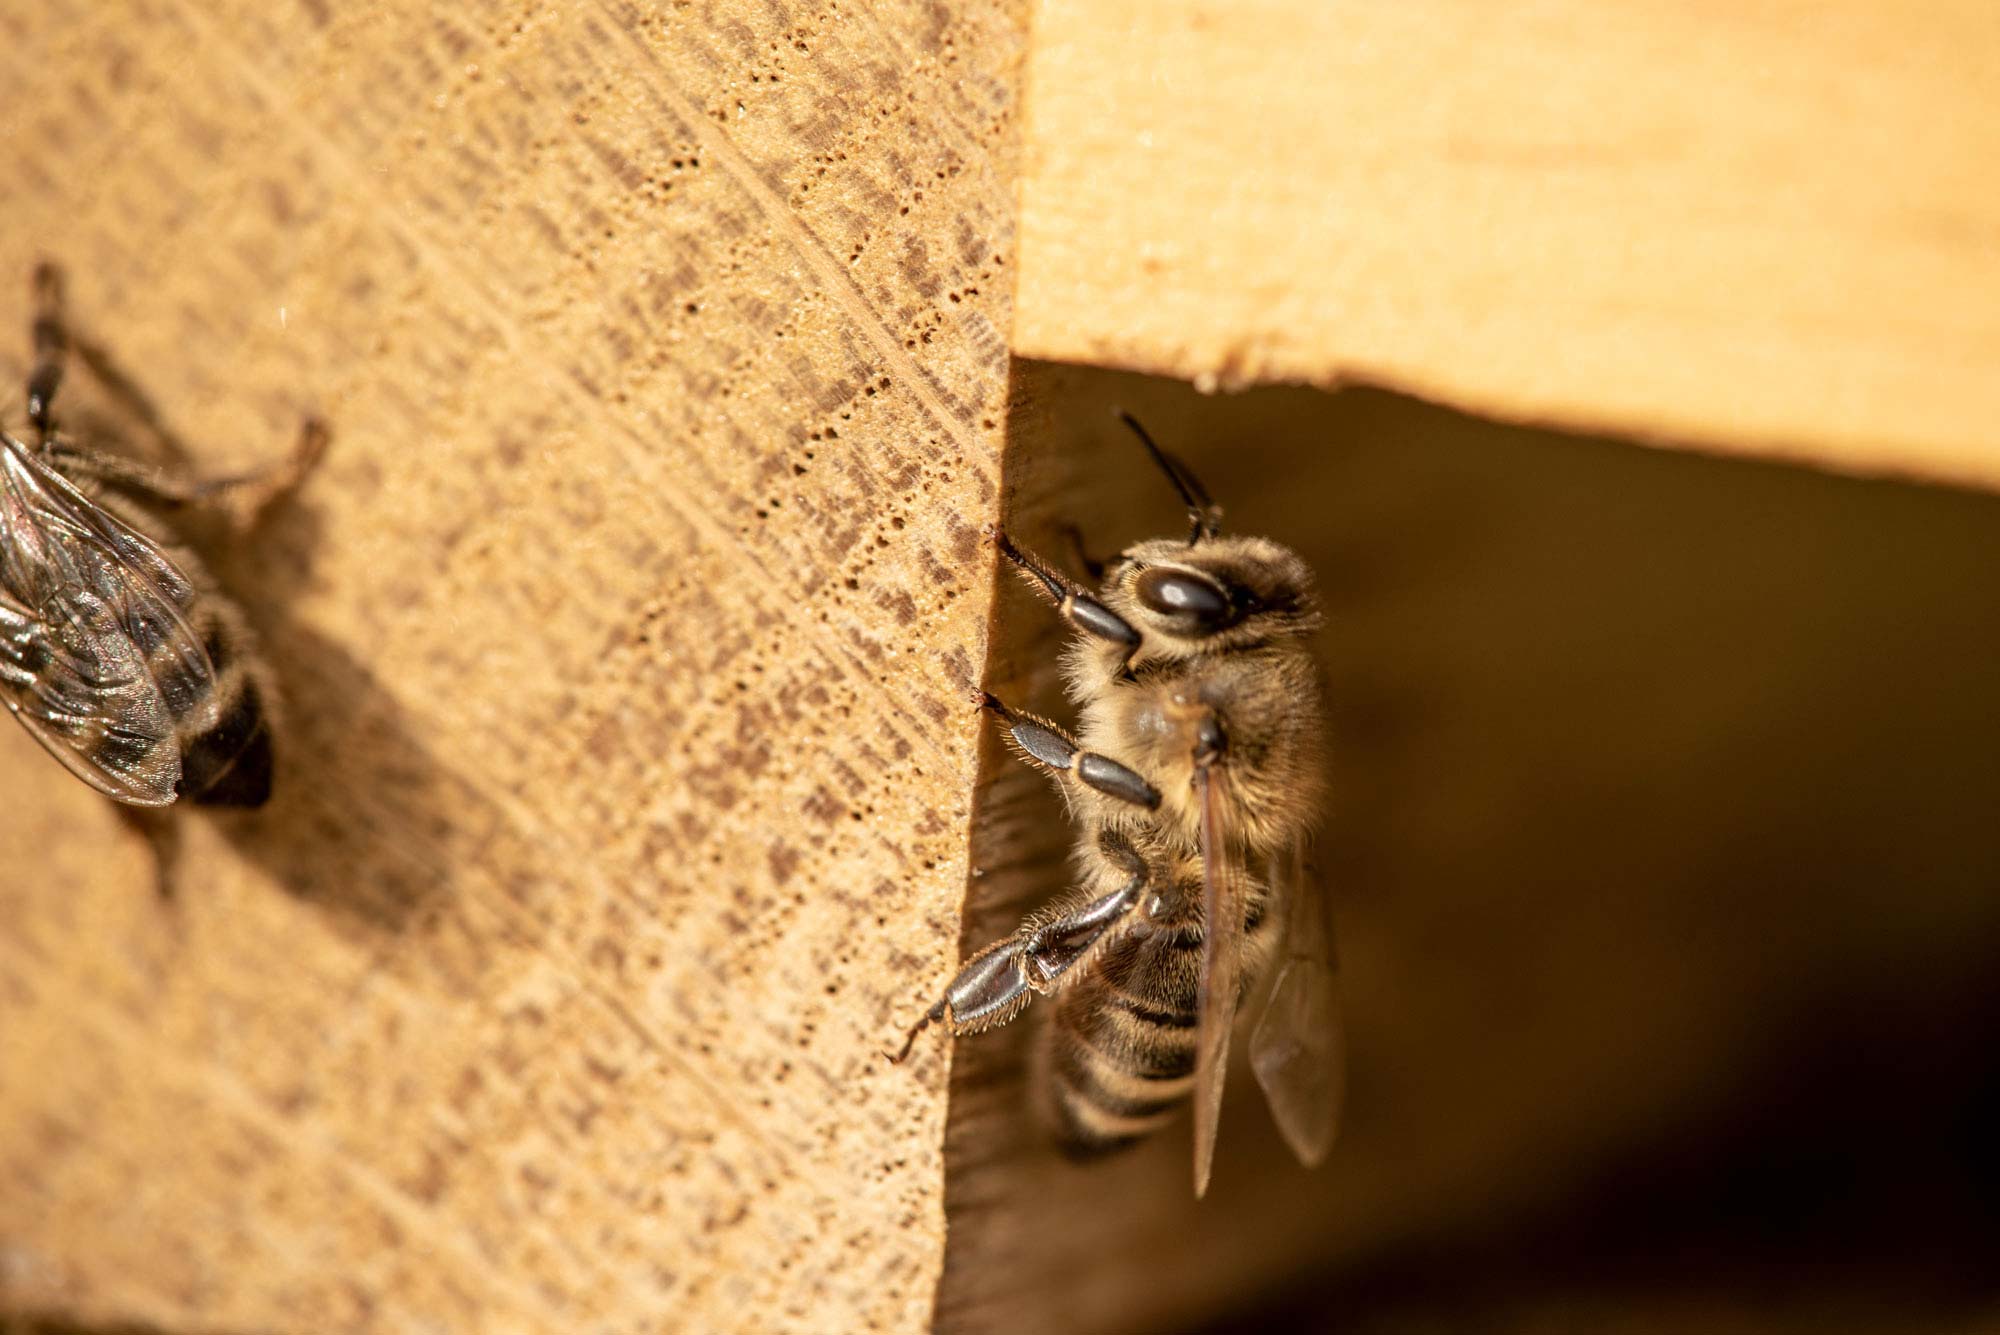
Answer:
[932,357,2000,1335]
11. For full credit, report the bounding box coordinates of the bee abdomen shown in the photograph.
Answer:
[147,602,276,807]
[1045,976,1199,1158]
[1111,992,1198,1030]
[1039,872,1280,1157]
[176,671,274,808]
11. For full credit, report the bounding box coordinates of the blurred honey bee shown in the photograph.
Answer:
[0,263,324,812]
[896,414,1342,1196]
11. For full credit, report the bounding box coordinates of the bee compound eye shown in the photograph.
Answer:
[1134,567,1235,628]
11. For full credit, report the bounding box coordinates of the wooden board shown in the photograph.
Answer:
[9,3,2000,1332]
[0,0,1020,1330]
[1012,0,2000,490]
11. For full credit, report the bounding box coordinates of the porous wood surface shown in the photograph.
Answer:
[0,1,1021,1330]
[1013,0,2000,489]
[7,3,2000,1333]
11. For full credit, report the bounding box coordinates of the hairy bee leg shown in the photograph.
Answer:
[26,260,294,491]
[891,833,1149,1062]
[191,417,331,530]
[44,419,330,532]
[978,692,1161,810]
[989,527,1141,663]
[26,262,67,439]
[26,263,200,470]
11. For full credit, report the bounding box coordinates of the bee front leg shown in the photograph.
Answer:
[989,527,1141,667]
[24,260,200,469]
[24,262,328,532]
[891,834,1150,1063]
[26,263,66,439]
[978,693,1161,810]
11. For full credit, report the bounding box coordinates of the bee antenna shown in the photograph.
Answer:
[1115,409,1220,545]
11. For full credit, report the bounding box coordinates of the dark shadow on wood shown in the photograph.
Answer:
[935,359,2000,1334]
[131,432,460,935]
[0,1317,245,1335]
[198,617,460,935]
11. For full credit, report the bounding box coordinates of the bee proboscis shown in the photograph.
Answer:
[896,413,1342,1196]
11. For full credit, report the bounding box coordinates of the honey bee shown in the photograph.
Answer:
[896,414,1342,1196]
[1,263,325,811]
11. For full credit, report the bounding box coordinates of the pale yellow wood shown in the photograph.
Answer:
[0,0,1021,1330]
[1014,0,2000,488]
[6,4,1998,1331]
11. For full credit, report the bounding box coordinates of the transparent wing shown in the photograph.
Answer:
[1192,764,1252,1198]
[1250,835,1345,1168]
[0,435,211,805]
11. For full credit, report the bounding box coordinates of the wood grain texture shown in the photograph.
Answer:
[0,0,1020,1330]
[1012,0,2000,489]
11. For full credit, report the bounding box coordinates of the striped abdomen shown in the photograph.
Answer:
[1042,876,1271,1157]
[169,601,274,806]
[111,513,276,809]
[54,595,272,807]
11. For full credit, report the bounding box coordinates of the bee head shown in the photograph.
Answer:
[1106,535,1319,650]
[1098,412,1320,651]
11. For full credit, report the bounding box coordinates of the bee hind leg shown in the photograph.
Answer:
[45,418,330,534]
[977,692,1161,810]
[891,832,1149,1062]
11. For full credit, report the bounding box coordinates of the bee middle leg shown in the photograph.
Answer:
[892,831,1149,1062]
[176,416,330,531]
[978,692,1161,810]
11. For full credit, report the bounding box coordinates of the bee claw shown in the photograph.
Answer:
[888,1008,938,1065]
